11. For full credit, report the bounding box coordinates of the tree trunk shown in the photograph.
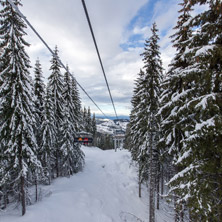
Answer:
[174,196,184,222]
[149,131,155,222]
[19,135,26,216]
[156,164,160,210]
[180,205,184,222]
[139,170,142,198]
[174,197,179,222]
[3,187,7,209]
[56,149,59,177]
[161,165,164,199]
[21,175,26,216]
[0,191,2,209]
[35,177,38,202]
[218,173,222,222]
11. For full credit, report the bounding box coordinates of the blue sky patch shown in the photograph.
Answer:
[121,0,177,51]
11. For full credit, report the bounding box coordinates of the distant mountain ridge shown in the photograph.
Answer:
[96,118,129,135]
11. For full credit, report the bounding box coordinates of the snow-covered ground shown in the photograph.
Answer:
[1,146,173,222]
[96,118,129,135]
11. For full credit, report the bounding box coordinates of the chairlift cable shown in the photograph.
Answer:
[7,0,109,119]
[81,0,119,121]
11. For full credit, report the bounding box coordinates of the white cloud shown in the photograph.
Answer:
[20,0,148,117]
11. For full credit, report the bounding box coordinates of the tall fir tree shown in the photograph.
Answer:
[60,66,84,175]
[71,75,83,132]
[40,86,56,185]
[82,107,87,131]
[129,23,163,222]
[48,46,64,178]
[86,107,92,133]
[140,23,163,222]
[0,0,42,215]
[91,113,97,146]
[158,1,194,220]
[33,59,45,151]
[129,69,149,197]
[160,0,222,220]
[129,69,145,162]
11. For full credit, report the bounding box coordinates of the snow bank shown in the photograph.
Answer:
[0,146,173,222]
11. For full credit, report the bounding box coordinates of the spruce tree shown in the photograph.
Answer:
[176,0,222,220]
[160,0,222,220]
[158,1,194,220]
[82,107,87,131]
[0,0,42,215]
[60,66,84,175]
[129,23,163,221]
[40,86,56,185]
[33,59,45,151]
[92,113,97,146]
[60,104,77,176]
[70,74,85,171]
[71,75,83,132]
[140,23,163,222]
[129,69,148,198]
[48,46,64,178]
[86,107,92,133]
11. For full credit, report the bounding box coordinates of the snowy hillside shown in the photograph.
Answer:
[1,146,173,222]
[96,118,129,135]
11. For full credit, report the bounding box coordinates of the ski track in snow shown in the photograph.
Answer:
[0,146,173,222]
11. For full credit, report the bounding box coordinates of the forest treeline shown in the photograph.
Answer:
[126,0,222,221]
[0,0,98,215]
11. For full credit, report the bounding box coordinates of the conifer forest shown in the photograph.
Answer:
[0,0,222,221]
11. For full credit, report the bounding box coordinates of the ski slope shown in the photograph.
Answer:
[1,146,173,222]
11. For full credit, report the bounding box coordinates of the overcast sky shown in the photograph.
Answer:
[19,0,181,117]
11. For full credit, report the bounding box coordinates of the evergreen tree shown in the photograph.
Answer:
[140,23,163,222]
[92,113,97,137]
[33,59,45,150]
[40,86,56,185]
[129,23,163,221]
[60,104,77,176]
[71,75,83,132]
[160,0,222,220]
[86,107,92,133]
[91,113,97,146]
[129,69,149,198]
[82,107,87,131]
[129,69,145,162]
[158,1,194,220]
[60,66,84,175]
[0,0,42,215]
[48,46,64,178]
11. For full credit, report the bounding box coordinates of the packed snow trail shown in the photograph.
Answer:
[1,146,173,222]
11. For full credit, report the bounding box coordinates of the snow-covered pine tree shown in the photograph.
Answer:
[129,69,148,198]
[33,59,45,152]
[0,0,42,215]
[60,66,84,176]
[129,69,145,161]
[140,23,163,222]
[160,0,222,220]
[158,1,194,220]
[129,23,163,220]
[82,107,87,131]
[48,46,64,178]
[60,104,75,176]
[40,86,56,185]
[70,75,83,132]
[69,75,85,171]
[86,107,92,133]
[32,59,46,201]
[91,113,97,146]
[175,0,222,220]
